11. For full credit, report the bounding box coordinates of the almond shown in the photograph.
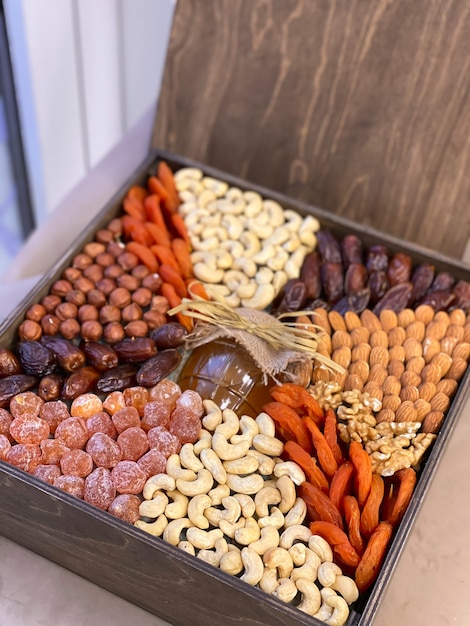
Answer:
[422,337,441,363]
[440,336,458,356]
[425,320,447,341]
[388,359,405,379]
[332,346,352,369]
[414,398,431,421]
[370,330,388,348]
[401,370,421,387]
[360,309,382,333]
[418,381,437,402]
[348,360,370,384]
[331,330,352,351]
[369,364,388,385]
[414,304,435,325]
[388,326,406,347]
[312,308,331,335]
[421,363,442,385]
[343,373,364,392]
[375,408,396,423]
[405,356,425,375]
[351,342,371,363]
[328,310,347,333]
[379,309,398,332]
[452,342,470,361]
[430,392,451,413]
[422,410,445,434]
[434,310,450,327]
[464,325,470,343]
[363,380,384,402]
[447,357,468,381]
[382,375,401,396]
[389,345,406,362]
[430,352,453,378]
[400,385,419,402]
[344,311,362,331]
[370,346,390,368]
[382,394,402,412]
[318,333,333,355]
[406,321,425,342]
[328,370,348,387]
[445,324,465,342]
[449,309,466,326]
[403,337,423,361]
[350,326,370,346]
[311,365,332,383]
[397,308,415,328]
[435,378,458,397]
[395,400,418,422]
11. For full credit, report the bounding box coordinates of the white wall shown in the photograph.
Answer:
[5,0,175,225]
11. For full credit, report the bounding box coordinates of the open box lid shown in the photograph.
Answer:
[152,0,470,260]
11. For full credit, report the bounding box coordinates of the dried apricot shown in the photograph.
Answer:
[355,521,393,592]
[329,461,354,514]
[299,481,343,528]
[360,474,385,538]
[349,441,372,507]
[283,440,329,493]
[344,495,364,555]
[304,415,338,478]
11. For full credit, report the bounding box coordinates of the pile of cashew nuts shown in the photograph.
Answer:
[135,401,358,625]
[174,168,320,309]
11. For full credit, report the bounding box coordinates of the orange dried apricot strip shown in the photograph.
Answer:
[299,481,343,529]
[263,402,311,452]
[144,195,168,233]
[381,468,417,527]
[121,216,153,247]
[172,238,194,280]
[157,161,180,212]
[126,242,158,273]
[158,264,188,299]
[343,495,364,556]
[186,279,210,300]
[304,415,338,478]
[151,245,181,273]
[127,185,148,204]
[123,196,146,221]
[355,521,393,593]
[171,214,191,249]
[324,407,344,465]
[161,283,193,332]
[329,460,354,514]
[309,521,360,568]
[349,441,372,508]
[270,383,324,423]
[145,222,172,248]
[283,440,329,493]
[360,474,385,539]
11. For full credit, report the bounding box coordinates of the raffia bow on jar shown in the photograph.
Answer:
[171,290,343,418]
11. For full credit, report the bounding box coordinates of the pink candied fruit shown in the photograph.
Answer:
[123,386,149,416]
[86,412,117,439]
[40,438,70,465]
[108,494,141,524]
[137,448,166,478]
[9,414,50,445]
[39,400,70,434]
[169,412,201,445]
[55,416,89,449]
[102,391,126,415]
[6,443,41,473]
[141,400,172,431]
[147,426,181,457]
[84,467,115,509]
[149,378,181,406]
[111,406,140,434]
[54,474,85,499]
[117,427,149,461]
[0,408,13,442]
[9,391,44,419]
[86,432,121,468]
[34,464,61,485]
[71,393,103,418]
[175,389,203,418]
[60,449,93,478]
[111,461,146,495]
[0,434,12,460]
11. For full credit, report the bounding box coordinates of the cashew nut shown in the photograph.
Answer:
[233,257,257,278]
[176,468,214,497]
[219,548,243,575]
[259,567,278,594]
[230,415,259,444]
[313,588,336,622]
[204,495,241,526]
[272,270,288,295]
[283,210,303,232]
[226,473,265,495]
[246,449,275,475]
[193,262,224,283]
[273,578,298,603]
[198,537,229,567]
[178,540,196,556]
[215,408,240,439]
[200,447,227,484]
[174,167,203,182]
[258,506,285,530]
[212,432,251,461]
[134,514,168,537]
[223,455,259,475]
[267,248,290,272]
[273,460,306,486]
[318,562,343,587]
[241,283,276,310]
[234,517,261,545]
[309,534,334,563]
[143,474,176,500]
[223,269,249,292]
[279,525,312,549]
[288,542,307,566]
[193,429,212,455]
[253,433,284,457]
[325,594,350,626]
[263,547,293,578]
[249,526,280,556]
[296,577,322,615]
[255,412,276,437]
[208,483,230,505]
[331,575,359,604]
[240,231,261,257]
[276,474,296,514]
[221,215,244,240]
[187,493,212,529]
[284,497,307,527]
[233,493,256,518]
[186,527,223,550]
[291,549,322,584]
[139,491,169,519]
[202,176,228,197]
[180,443,204,472]
[166,455,197,482]
[165,490,189,519]
[163,517,193,546]
[202,400,222,431]
[255,266,274,285]
[254,486,282,517]
[263,200,285,227]
[240,547,264,586]
[219,517,246,538]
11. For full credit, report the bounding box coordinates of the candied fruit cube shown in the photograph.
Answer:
[9,415,50,445]
[33,464,61,485]
[137,448,166,479]
[108,494,141,524]
[40,438,70,465]
[60,449,93,478]
[169,411,201,445]
[111,461,146,495]
[0,433,12,460]
[9,391,44,418]
[86,432,122,468]
[102,391,126,415]
[0,408,13,442]
[149,378,181,407]
[147,426,181,457]
[54,474,85,499]
[6,443,41,473]
[141,400,172,431]
[71,393,103,418]
[111,406,140,434]
[117,427,149,461]
[175,389,203,418]
[39,400,70,434]
[123,386,149,416]
[84,467,116,509]
[55,417,89,449]
[86,412,117,439]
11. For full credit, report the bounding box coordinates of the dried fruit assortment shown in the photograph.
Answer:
[1,159,470,625]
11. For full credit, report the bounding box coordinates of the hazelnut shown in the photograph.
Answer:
[132,264,150,280]
[99,305,121,324]
[84,241,106,258]
[132,287,152,308]
[95,252,115,268]
[143,310,167,330]
[107,218,122,236]
[73,276,95,293]
[25,303,46,322]
[81,320,103,342]
[18,320,42,341]
[95,229,114,244]
[109,287,131,309]
[41,314,60,336]
[51,279,73,297]
[65,289,86,307]
[104,264,124,279]
[78,304,99,323]
[62,267,82,283]
[125,320,148,338]
[117,251,139,271]
[41,294,62,313]
[121,303,143,323]
[55,302,78,321]
[73,253,93,270]
[107,241,125,258]
[150,295,170,314]
[83,264,104,283]
[87,289,107,308]
[59,318,81,340]
[143,274,163,293]
[103,322,125,344]
[95,278,116,296]
[117,274,140,291]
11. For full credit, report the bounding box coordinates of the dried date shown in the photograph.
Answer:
[366,245,389,273]
[368,271,389,304]
[321,262,344,305]
[0,375,38,408]
[150,323,188,350]
[344,263,367,294]
[40,336,85,372]
[409,263,435,304]
[38,373,64,401]
[332,288,370,315]
[96,364,137,393]
[80,341,119,371]
[299,251,322,300]
[274,279,308,314]
[16,340,56,376]
[62,366,100,400]
[373,282,413,315]
[429,272,455,293]
[113,338,157,363]
[418,290,456,311]
[0,348,22,378]
[452,280,470,310]
[136,350,182,387]
[316,229,342,264]
[341,234,363,268]
[387,252,412,286]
